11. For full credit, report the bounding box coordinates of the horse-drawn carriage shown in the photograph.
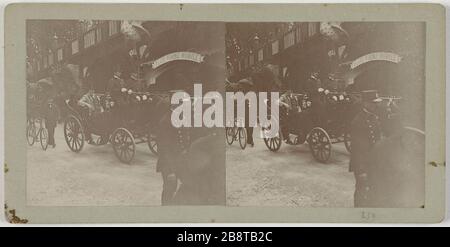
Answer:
[262,88,357,163]
[63,88,164,164]
[262,86,402,163]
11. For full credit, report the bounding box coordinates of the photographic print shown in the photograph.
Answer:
[4,3,445,223]
[225,22,426,208]
[26,20,226,206]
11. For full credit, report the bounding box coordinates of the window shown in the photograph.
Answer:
[72,40,79,54]
[284,31,295,49]
[84,30,95,48]
[249,53,254,66]
[36,59,41,71]
[308,22,318,37]
[57,49,63,61]
[296,26,303,44]
[257,49,264,61]
[109,20,119,36]
[271,40,279,55]
[96,27,102,43]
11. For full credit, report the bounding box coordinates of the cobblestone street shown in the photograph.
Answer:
[28,124,354,207]
[226,129,354,207]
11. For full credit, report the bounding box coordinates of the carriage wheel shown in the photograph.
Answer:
[147,132,158,155]
[262,127,282,152]
[26,121,36,146]
[308,127,332,163]
[344,129,351,153]
[64,115,84,153]
[39,128,49,151]
[225,127,235,145]
[112,128,136,164]
[238,127,247,150]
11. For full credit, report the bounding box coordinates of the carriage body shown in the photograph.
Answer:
[63,90,162,163]
[262,89,358,163]
[305,90,357,162]
[264,88,401,163]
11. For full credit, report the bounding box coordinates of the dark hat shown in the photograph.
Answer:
[361,90,382,103]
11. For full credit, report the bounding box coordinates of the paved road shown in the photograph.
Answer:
[226,129,354,207]
[27,124,354,207]
[27,123,161,206]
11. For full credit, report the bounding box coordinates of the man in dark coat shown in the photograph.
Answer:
[106,71,134,130]
[106,71,126,98]
[155,98,225,205]
[125,72,145,92]
[153,96,179,205]
[349,90,383,207]
[304,71,322,94]
[44,98,59,148]
[172,127,225,205]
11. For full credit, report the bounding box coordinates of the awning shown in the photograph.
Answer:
[151,51,205,69]
[337,52,403,85]
[350,52,402,70]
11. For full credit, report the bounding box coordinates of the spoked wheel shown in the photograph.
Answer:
[26,121,36,146]
[262,115,283,152]
[262,127,282,152]
[64,115,85,153]
[308,127,332,163]
[39,128,49,151]
[344,129,351,153]
[238,127,247,150]
[225,127,235,145]
[112,128,136,164]
[147,132,158,156]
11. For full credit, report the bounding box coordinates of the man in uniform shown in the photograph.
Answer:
[349,90,382,207]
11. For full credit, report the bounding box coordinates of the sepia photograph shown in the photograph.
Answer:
[25,20,425,208]
[4,2,444,225]
[225,22,425,208]
[26,20,226,206]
